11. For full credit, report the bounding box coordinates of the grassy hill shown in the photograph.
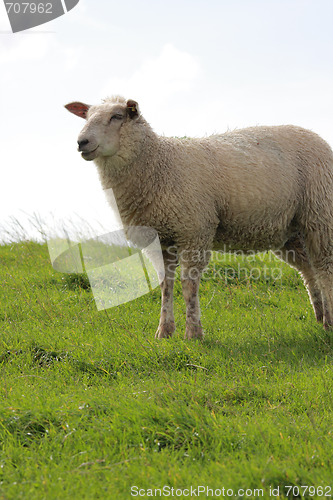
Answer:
[0,241,332,499]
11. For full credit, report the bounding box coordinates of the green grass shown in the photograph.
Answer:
[0,241,332,499]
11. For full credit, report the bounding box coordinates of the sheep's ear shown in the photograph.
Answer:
[126,99,139,119]
[65,102,90,119]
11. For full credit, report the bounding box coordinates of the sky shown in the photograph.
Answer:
[1,0,333,241]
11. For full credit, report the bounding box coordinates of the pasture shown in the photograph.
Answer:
[0,241,332,499]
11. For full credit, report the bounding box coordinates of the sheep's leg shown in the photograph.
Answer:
[308,259,333,329]
[275,237,324,322]
[181,274,203,339]
[309,267,333,329]
[180,249,210,340]
[155,249,178,339]
[303,217,333,328]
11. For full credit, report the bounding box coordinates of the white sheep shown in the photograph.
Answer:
[65,95,333,339]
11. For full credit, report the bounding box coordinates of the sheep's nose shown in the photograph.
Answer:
[78,138,89,151]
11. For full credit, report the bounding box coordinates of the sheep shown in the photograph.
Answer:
[65,95,333,339]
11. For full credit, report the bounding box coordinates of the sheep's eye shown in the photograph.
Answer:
[110,113,123,122]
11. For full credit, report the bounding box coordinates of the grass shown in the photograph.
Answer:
[0,241,332,499]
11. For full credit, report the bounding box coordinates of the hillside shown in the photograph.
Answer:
[0,242,332,499]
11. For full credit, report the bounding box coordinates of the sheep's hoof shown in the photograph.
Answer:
[184,323,204,340]
[155,322,176,339]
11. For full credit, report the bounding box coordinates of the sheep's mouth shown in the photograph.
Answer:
[81,146,99,161]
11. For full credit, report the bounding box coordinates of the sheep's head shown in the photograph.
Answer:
[65,96,140,161]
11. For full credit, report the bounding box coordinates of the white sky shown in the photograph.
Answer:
[1,0,333,240]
